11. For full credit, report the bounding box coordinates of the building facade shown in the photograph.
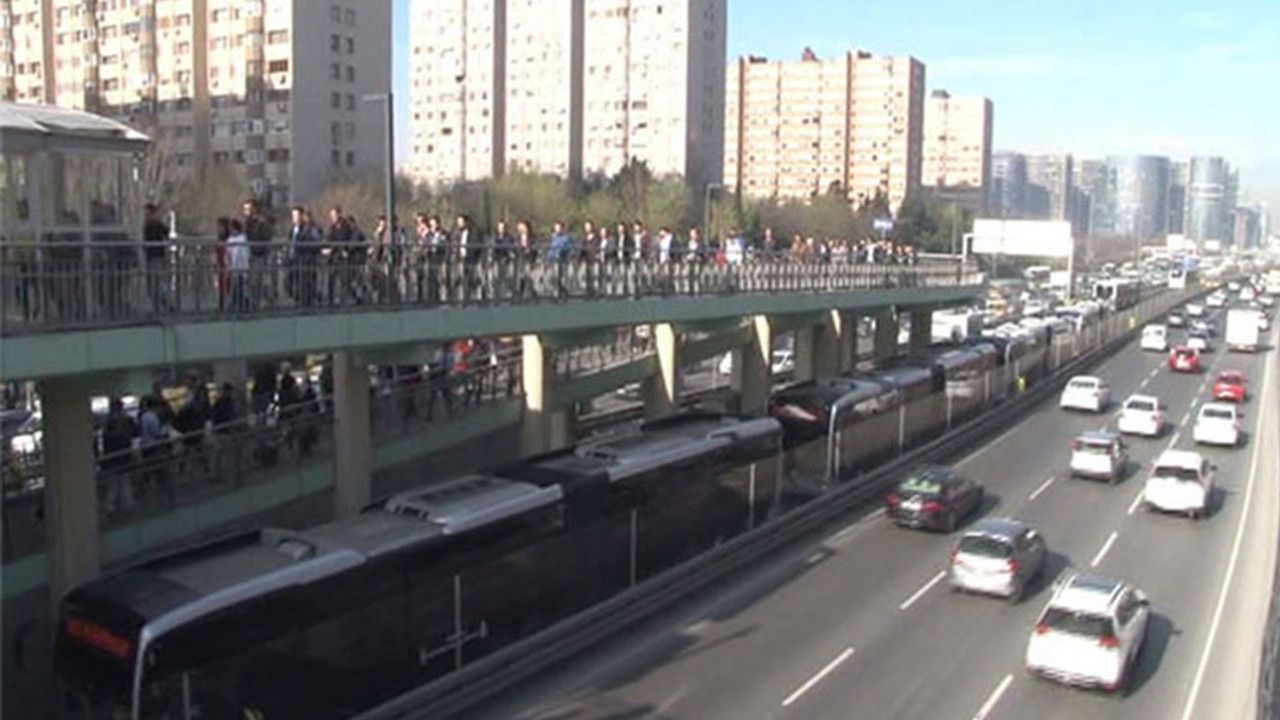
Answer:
[1168,160,1188,235]
[1109,155,1170,242]
[408,0,726,189]
[921,90,992,214]
[1,0,392,207]
[989,151,1028,219]
[724,49,924,212]
[1188,156,1228,243]
[1076,158,1114,238]
[1024,154,1074,222]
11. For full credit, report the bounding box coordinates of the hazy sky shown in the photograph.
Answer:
[392,0,1279,215]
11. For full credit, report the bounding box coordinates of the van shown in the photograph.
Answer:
[1139,324,1167,352]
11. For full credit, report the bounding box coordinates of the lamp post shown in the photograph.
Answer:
[362,93,395,240]
[703,182,722,245]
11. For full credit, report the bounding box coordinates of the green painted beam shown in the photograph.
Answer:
[2,285,985,381]
[555,356,659,408]
[681,326,755,365]
[357,342,439,367]
[670,317,747,335]
[768,311,834,334]
[538,327,619,350]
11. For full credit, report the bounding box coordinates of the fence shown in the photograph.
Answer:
[0,240,977,335]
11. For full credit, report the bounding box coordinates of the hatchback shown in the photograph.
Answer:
[949,517,1047,602]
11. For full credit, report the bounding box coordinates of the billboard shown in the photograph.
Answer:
[970,220,1074,259]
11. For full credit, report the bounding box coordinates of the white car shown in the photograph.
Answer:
[1060,376,1110,413]
[1144,449,1213,518]
[1193,403,1241,447]
[1206,293,1227,309]
[1186,302,1205,317]
[1139,325,1168,352]
[1241,286,1257,302]
[1069,431,1128,482]
[1026,574,1150,692]
[1228,281,1242,292]
[1260,295,1275,308]
[1186,332,1211,353]
[1117,395,1163,437]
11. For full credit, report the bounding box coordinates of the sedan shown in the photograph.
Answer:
[1117,395,1163,437]
[1169,347,1201,373]
[1212,371,1247,402]
[1060,375,1110,413]
[885,465,984,532]
[1193,403,1241,447]
[1187,331,1211,353]
[1186,303,1206,318]
[1166,312,1186,328]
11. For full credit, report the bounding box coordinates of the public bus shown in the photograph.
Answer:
[55,414,784,720]
[1092,278,1141,311]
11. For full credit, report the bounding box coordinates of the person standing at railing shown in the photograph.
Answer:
[143,203,173,314]
[287,206,321,308]
[100,397,139,515]
[242,199,274,306]
[547,221,575,299]
[514,220,537,300]
[490,220,516,300]
[425,214,449,304]
[215,217,233,311]
[455,214,482,303]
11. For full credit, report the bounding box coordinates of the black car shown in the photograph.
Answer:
[885,465,985,532]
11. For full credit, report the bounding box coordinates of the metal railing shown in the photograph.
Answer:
[0,239,978,335]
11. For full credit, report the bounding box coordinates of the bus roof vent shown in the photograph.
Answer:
[260,529,318,561]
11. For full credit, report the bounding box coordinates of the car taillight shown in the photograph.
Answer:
[922,501,944,514]
[1035,622,1050,635]
[1000,559,1018,575]
[886,493,900,505]
[950,550,959,564]
[1099,635,1120,649]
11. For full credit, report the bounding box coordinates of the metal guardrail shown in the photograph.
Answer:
[351,288,1190,720]
[0,240,977,335]
[1259,349,1280,720]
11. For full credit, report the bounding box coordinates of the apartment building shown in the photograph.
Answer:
[921,90,992,214]
[0,0,392,207]
[724,50,925,213]
[408,0,726,189]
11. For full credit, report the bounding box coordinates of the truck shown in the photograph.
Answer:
[1226,308,1262,352]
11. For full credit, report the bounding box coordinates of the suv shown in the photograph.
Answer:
[1026,574,1150,692]
[1117,395,1163,438]
[948,517,1047,602]
[1060,376,1110,413]
[1068,431,1128,482]
[1193,403,1241,447]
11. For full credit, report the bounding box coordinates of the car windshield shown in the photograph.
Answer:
[1126,400,1155,412]
[1041,607,1114,638]
[899,475,944,497]
[1202,408,1234,421]
[957,534,1013,559]
[1154,466,1201,482]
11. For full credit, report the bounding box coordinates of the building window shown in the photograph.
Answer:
[331,62,340,80]
[346,151,355,167]
[331,150,340,166]
[330,5,341,23]
[345,8,356,25]
[345,66,354,82]
[345,37,354,54]
[268,59,288,74]
[331,92,340,108]
[330,34,340,53]
[345,122,355,140]
[346,94,355,111]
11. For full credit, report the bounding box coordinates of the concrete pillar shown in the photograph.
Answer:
[643,323,680,420]
[332,351,372,518]
[909,309,933,352]
[835,310,859,373]
[873,307,900,363]
[733,315,773,414]
[794,322,840,381]
[40,377,98,613]
[520,334,576,456]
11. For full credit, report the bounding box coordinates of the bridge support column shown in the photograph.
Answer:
[873,308,900,363]
[795,318,841,382]
[520,334,577,455]
[644,323,680,420]
[909,309,933,352]
[40,376,99,616]
[733,315,773,414]
[332,351,372,518]
[836,310,859,373]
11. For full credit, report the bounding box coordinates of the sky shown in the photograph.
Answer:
[392,0,1280,216]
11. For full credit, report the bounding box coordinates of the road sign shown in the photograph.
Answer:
[873,219,894,232]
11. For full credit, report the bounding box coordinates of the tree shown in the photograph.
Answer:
[168,162,250,236]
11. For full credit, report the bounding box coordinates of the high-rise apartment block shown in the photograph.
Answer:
[922,90,992,213]
[1188,156,1229,244]
[724,50,925,212]
[1,0,392,208]
[408,0,726,189]
[1024,154,1074,222]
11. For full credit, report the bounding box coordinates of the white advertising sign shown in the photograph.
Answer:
[970,219,1074,259]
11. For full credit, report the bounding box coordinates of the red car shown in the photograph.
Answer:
[1213,371,1247,401]
[1169,347,1201,373]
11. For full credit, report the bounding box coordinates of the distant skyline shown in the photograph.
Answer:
[392,0,1279,217]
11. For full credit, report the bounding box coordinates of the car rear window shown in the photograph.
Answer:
[899,475,944,496]
[1202,408,1234,421]
[1042,607,1114,638]
[1154,465,1200,481]
[1068,379,1096,390]
[1126,400,1155,412]
[957,534,1013,558]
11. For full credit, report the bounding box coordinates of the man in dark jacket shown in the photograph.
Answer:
[143,203,171,312]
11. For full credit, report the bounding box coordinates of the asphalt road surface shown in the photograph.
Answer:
[465,305,1279,720]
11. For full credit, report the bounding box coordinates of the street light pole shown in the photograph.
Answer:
[363,93,395,240]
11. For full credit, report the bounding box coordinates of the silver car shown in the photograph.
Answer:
[949,517,1048,602]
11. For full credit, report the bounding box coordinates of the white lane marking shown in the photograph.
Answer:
[899,571,947,611]
[956,424,1021,468]
[825,508,885,547]
[1028,476,1056,502]
[1090,531,1120,567]
[1149,367,1160,379]
[781,647,855,707]
[1168,430,1181,448]
[1128,490,1146,515]
[684,619,712,635]
[972,673,1015,720]
[805,551,825,565]
[1179,332,1275,720]
[1180,410,1192,427]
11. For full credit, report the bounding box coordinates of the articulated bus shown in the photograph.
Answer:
[56,414,783,720]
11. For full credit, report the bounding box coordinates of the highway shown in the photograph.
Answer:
[467,305,1279,720]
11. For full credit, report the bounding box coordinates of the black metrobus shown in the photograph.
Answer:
[767,376,901,487]
[55,413,783,720]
